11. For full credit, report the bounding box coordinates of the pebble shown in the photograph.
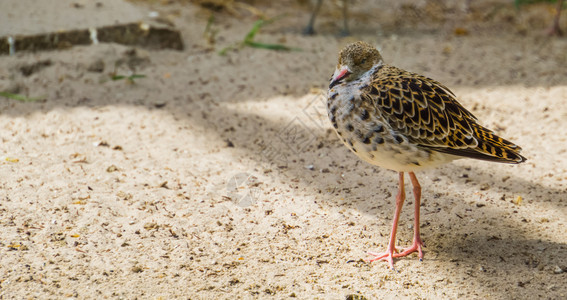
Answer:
[87,59,105,73]
[553,265,564,274]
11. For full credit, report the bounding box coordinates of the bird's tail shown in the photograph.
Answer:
[470,123,526,164]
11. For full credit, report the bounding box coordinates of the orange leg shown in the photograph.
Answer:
[368,172,424,268]
[395,172,424,260]
[368,172,405,268]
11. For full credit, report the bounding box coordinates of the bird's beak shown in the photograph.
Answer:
[329,67,351,89]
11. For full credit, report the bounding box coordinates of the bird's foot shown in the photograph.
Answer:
[303,26,316,36]
[546,25,563,36]
[367,238,424,269]
[395,237,425,261]
[367,247,399,269]
[338,28,350,37]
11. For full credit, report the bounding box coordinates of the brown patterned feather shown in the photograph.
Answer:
[362,65,526,164]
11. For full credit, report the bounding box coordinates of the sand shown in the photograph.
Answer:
[1,0,566,299]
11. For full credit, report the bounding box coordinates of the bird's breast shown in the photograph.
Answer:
[327,81,455,172]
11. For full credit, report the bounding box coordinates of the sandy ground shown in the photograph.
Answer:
[1,0,566,299]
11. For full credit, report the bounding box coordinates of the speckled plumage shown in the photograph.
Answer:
[327,41,525,268]
[328,42,525,171]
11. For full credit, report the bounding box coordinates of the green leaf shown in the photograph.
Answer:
[111,74,146,82]
[0,92,43,102]
[244,20,265,43]
[220,15,300,55]
[111,75,126,81]
[246,41,300,51]
[204,14,215,34]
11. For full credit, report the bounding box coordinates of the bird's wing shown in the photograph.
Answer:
[362,65,525,163]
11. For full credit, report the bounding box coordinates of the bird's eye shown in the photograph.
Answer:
[360,58,367,64]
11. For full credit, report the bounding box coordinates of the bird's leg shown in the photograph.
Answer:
[303,0,323,35]
[546,0,564,36]
[368,172,405,269]
[393,172,424,260]
[339,0,350,36]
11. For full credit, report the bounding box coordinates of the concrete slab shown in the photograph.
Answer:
[0,0,146,36]
[0,0,183,55]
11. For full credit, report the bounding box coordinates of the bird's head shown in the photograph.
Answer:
[330,41,383,89]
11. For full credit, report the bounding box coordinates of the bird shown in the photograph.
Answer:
[327,41,526,269]
[304,0,349,36]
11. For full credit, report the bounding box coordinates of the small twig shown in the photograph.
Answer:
[111,74,146,83]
